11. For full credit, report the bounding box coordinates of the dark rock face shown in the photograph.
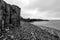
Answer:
[3,4,20,27]
[0,0,21,39]
[0,0,20,29]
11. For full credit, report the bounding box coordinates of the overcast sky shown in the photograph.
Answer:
[4,0,60,20]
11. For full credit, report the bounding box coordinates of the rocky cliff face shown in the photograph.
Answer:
[0,0,20,29]
[0,0,21,39]
[0,0,60,40]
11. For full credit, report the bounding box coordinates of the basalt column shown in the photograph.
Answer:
[10,5,21,27]
[0,0,21,28]
[3,5,21,28]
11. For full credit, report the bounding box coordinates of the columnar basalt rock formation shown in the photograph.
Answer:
[0,0,20,30]
[0,0,21,39]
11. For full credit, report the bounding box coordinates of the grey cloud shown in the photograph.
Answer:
[23,0,60,19]
[25,0,60,12]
